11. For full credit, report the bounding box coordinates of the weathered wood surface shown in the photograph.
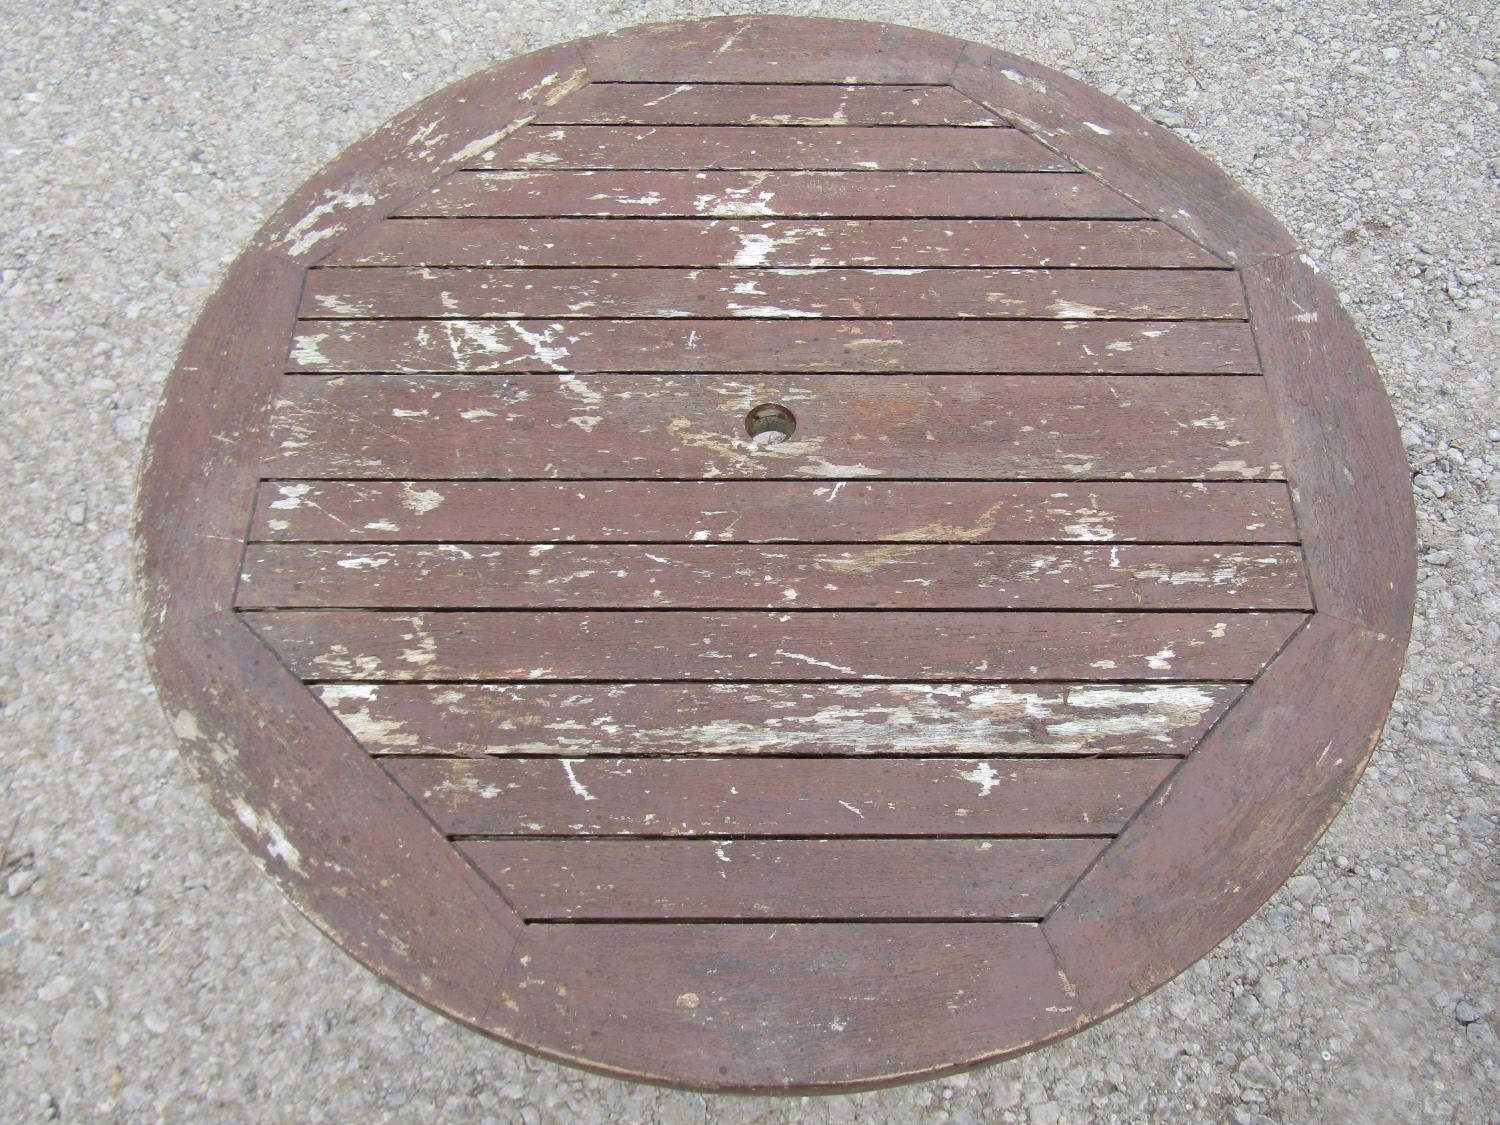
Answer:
[326,218,1224,268]
[387,756,1178,837]
[461,837,1105,920]
[287,318,1258,375]
[500,921,1079,1089]
[533,83,1000,127]
[475,125,1069,171]
[401,170,1142,218]
[138,254,532,1047]
[265,374,1285,481]
[238,543,1311,611]
[1245,254,1416,638]
[300,266,1247,321]
[1044,614,1404,1007]
[952,45,1296,266]
[141,15,1416,1092]
[247,609,1306,682]
[317,680,1240,757]
[250,480,1297,544]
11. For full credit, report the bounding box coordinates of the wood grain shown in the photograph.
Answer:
[287,317,1258,375]
[387,755,1178,837]
[139,14,1416,1092]
[238,542,1312,611]
[953,45,1296,266]
[249,480,1297,545]
[581,18,969,83]
[499,921,1079,1090]
[246,608,1307,682]
[534,83,1002,127]
[400,170,1142,218]
[1044,614,1404,1007]
[326,218,1225,270]
[265,374,1287,482]
[460,837,1105,920]
[316,680,1241,758]
[299,266,1248,321]
[475,125,1066,171]
[1244,254,1416,637]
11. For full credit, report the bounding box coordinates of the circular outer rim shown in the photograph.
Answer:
[135,15,1416,1093]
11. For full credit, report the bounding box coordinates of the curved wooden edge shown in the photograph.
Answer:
[134,249,527,1035]
[491,922,1081,1094]
[951,44,1297,267]
[1244,254,1418,638]
[581,16,967,84]
[134,16,1419,1092]
[1042,612,1407,1011]
[250,41,591,266]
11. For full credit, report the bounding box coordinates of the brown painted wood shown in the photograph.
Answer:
[581,17,969,85]
[1044,614,1404,1008]
[327,217,1224,268]
[250,480,1297,545]
[533,83,1001,127]
[475,125,1070,172]
[300,266,1248,321]
[265,374,1286,481]
[399,169,1142,219]
[460,837,1105,920]
[246,608,1306,682]
[238,542,1312,611]
[499,921,1079,1089]
[141,16,1415,1092]
[952,46,1296,266]
[387,756,1178,837]
[316,680,1240,758]
[288,317,1257,375]
[1243,255,1417,638]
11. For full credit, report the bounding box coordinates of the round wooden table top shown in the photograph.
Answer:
[138,16,1416,1092]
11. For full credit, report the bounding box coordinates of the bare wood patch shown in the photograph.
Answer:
[317,680,1240,757]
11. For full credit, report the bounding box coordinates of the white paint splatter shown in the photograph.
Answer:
[560,759,596,801]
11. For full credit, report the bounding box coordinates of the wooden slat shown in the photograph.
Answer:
[399,171,1142,219]
[580,17,968,85]
[1245,254,1417,638]
[288,318,1258,375]
[388,756,1179,836]
[246,609,1306,682]
[265,374,1286,482]
[250,480,1298,544]
[300,266,1248,321]
[460,837,1106,920]
[326,218,1225,269]
[238,543,1311,611]
[501,920,1079,1090]
[475,125,1069,172]
[534,83,1002,127]
[317,680,1241,757]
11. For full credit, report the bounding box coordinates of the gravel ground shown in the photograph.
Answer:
[2,2,1497,1121]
